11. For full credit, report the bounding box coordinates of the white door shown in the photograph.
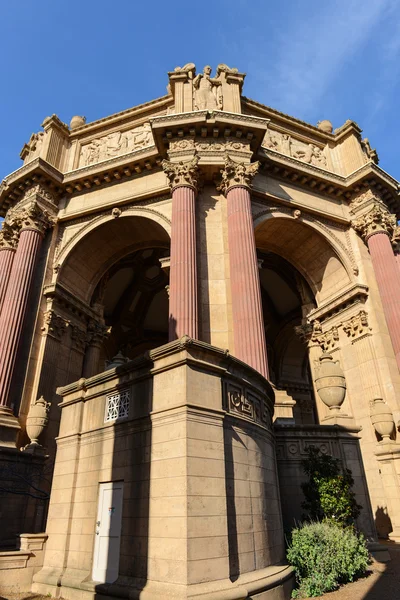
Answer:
[92,481,124,583]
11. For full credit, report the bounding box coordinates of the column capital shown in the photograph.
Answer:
[218,156,259,196]
[8,201,56,236]
[0,221,18,251]
[162,156,200,192]
[351,204,396,243]
[87,320,110,347]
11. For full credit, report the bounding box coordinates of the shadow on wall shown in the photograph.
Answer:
[375,506,393,539]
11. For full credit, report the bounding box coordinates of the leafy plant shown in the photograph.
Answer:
[301,446,362,527]
[287,521,369,598]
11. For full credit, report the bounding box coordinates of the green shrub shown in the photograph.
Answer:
[301,446,362,526]
[287,521,370,598]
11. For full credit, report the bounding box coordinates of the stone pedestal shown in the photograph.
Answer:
[375,442,400,541]
[33,338,292,600]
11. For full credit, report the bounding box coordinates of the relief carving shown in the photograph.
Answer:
[341,310,370,339]
[79,122,153,166]
[262,130,327,168]
[169,138,250,154]
[218,157,259,195]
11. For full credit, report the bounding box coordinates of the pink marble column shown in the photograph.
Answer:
[168,185,198,340]
[221,158,269,379]
[0,228,43,410]
[163,157,199,341]
[0,204,54,419]
[368,231,400,369]
[0,247,15,313]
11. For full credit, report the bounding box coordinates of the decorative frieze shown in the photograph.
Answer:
[162,156,200,192]
[223,381,272,429]
[218,157,259,195]
[79,122,153,167]
[352,204,396,242]
[262,129,327,168]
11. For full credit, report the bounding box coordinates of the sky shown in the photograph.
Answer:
[0,0,399,182]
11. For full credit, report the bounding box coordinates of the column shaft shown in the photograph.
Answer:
[0,248,15,313]
[227,186,269,378]
[368,232,400,369]
[83,344,102,378]
[168,185,198,340]
[0,229,43,409]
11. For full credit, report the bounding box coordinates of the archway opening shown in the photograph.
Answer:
[255,215,352,424]
[97,246,170,363]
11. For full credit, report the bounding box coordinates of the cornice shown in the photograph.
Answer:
[68,95,172,137]
[258,149,400,217]
[242,97,334,140]
[307,283,369,324]
[43,282,99,323]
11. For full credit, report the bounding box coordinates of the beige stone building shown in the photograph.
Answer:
[0,63,399,599]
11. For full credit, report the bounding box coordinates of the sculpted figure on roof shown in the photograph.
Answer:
[193,66,223,110]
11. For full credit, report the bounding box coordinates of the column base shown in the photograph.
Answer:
[0,406,20,447]
[33,564,294,600]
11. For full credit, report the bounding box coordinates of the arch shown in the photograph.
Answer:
[56,211,170,304]
[254,208,354,306]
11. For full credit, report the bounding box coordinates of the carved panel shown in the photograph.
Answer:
[262,129,327,168]
[79,122,153,167]
[223,381,272,429]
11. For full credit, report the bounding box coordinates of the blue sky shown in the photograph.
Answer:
[1,0,399,181]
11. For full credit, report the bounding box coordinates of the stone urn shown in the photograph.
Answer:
[69,115,86,129]
[370,398,394,441]
[106,351,129,370]
[26,396,50,446]
[314,353,346,411]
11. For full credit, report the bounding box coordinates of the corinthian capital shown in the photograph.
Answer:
[351,204,396,242]
[162,156,200,192]
[10,201,56,236]
[0,221,19,250]
[218,157,259,195]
